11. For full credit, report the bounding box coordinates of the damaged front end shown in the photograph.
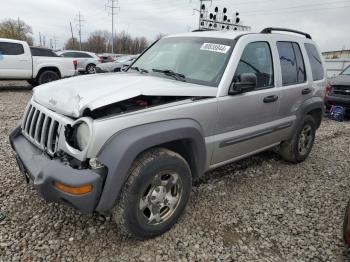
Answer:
[81,95,193,119]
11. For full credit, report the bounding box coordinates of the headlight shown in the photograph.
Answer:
[76,122,90,151]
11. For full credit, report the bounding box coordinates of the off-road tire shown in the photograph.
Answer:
[113,148,192,239]
[279,115,316,163]
[37,70,60,85]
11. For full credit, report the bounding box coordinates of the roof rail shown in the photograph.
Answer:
[261,27,312,39]
[192,29,215,32]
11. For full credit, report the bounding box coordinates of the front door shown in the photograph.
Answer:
[212,41,282,165]
[0,41,31,79]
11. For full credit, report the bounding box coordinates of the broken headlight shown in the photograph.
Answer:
[65,120,91,151]
[76,122,90,151]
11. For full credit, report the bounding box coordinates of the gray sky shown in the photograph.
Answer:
[2,0,350,51]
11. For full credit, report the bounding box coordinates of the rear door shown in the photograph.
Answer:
[276,41,311,126]
[0,41,32,79]
[212,41,282,165]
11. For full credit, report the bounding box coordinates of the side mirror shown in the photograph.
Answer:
[229,73,257,95]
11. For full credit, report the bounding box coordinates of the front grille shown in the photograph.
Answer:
[332,85,350,97]
[21,103,62,155]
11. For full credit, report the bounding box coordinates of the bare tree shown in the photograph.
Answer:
[84,30,110,53]
[0,18,33,45]
[64,37,80,50]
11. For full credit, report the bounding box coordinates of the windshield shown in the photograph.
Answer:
[131,37,235,87]
[341,65,350,75]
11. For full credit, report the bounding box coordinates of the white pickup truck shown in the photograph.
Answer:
[0,38,77,86]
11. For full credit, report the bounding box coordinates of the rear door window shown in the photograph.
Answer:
[304,43,324,81]
[30,48,58,57]
[234,41,274,89]
[277,42,306,85]
[0,42,24,55]
[77,53,92,58]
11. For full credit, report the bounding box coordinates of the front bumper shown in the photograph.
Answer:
[9,126,103,214]
[326,95,350,109]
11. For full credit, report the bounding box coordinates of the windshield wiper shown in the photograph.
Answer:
[152,69,186,82]
[130,66,149,74]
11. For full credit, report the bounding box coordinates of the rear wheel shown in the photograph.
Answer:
[113,148,192,239]
[37,70,60,85]
[86,64,96,74]
[279,115,316,163]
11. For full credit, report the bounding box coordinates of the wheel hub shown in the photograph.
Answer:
[139,172,182,225]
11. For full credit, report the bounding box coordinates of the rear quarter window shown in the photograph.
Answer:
[30,48,58,57]
[304,43,324,81]
[0,42,24,55]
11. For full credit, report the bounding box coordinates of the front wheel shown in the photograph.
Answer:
[278,115,316,163]
[113,148,192,239]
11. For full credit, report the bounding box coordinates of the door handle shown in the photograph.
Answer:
[263,95,279,103]
[302,88,312,95]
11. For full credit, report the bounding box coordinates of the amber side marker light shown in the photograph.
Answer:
[54,182,93,195]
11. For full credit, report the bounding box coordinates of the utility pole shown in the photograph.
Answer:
[106,0,120,54]
[39,32,42,46]
[69,22,76,49]
[53,36,58,50]
[76,11,84,50]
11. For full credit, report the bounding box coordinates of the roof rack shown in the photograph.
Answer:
[192,29,215,32]
[261,27,312,39]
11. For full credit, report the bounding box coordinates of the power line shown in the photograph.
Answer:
[242,0,350,15]
[106,0,120,53]
[243,3,350,16]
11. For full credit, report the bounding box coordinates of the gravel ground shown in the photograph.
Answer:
[0,81,31,91]
[1,89,350,261]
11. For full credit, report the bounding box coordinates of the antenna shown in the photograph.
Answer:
[106,0,120,54]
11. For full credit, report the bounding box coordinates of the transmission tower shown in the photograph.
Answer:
[75,11,84,50]
[106,0,120,54]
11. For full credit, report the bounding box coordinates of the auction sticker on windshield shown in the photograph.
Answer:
[200,43,231,54]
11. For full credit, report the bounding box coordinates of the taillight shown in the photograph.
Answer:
[324,83,332,102]
[73,60,78,70]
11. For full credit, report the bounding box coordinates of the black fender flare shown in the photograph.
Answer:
[95,119,206,213]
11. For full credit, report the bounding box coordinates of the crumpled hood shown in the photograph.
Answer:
[33,73,217,118]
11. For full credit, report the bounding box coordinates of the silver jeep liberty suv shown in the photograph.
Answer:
[10,27,326,238]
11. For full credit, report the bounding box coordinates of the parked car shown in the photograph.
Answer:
[325,65,350,115]
[56,50,101,74]
[96,55,138,73]
[98,55,115,63]
[10,28,326,239]
[0,38,77,86]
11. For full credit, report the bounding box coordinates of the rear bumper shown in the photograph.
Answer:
[9,126,103,214]
[326,95,350,109]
